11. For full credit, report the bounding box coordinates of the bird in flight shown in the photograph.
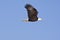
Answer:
[24,4,42,22]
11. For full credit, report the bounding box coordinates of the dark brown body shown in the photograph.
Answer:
[25,4,38,22]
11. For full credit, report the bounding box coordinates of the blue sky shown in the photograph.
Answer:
[0,0,60,40]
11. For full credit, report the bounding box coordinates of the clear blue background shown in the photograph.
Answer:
[0,0,60,40]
